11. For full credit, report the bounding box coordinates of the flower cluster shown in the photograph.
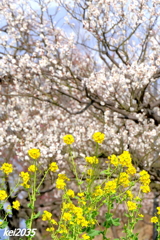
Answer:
[28,164,37,172]
[66,189,75,198]
[92,132,105,144]
[0,163,13,175]
[0,190,7,201]
[62,135,75,145]
[118,172,130,188]
[42,210,58,232]
[19,172,30,188]
[61,203,92,229]
[85,156,99,164]
[104,180,117,194]
[28,149,40,159]
[127,201,137,211]
[56,174,70,190]
[151,207,160,223]
[108,151,136,176]
[139,170,151,193]
[49,162,59,172]
[12,200,20,210]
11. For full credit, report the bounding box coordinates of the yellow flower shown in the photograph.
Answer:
[139,170,150,185]
[77,192,84,197]
[62,212,72,221]
[118,172,130,187]
[42,210,52,221]
[58,224,68,234]
[118,151,132,167]
[19,172,30,188]
[134,196,141,202]
[140,185,150,193]
[108,154,119,166]
[127,201,137,211]
[104,180,117,194]
[56,179,66,189]
[49,162,58,172]
[28,164,37,172]
[82,233,90,240]
[126,165,136,175]
[66,189,75,198]
[0,163,13,175]
[126,190,133,200]
[85,156,99,164]
[151,216,158,223]
[0,220,3,225]
[62,134,74,144]
[0,190,7,201]
[93,186,104,197]
[46,227,55,232]
[138,214,144,218]
[28,148,40,159]
[157,207,160,215]
[92,132,105,144]
[87,169,94,176]
[58,174,70,181]
[12,200,20,210]
[50,219,58,225]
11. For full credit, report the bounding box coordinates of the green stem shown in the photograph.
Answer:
[36,169,49,192]
[27,161,37,240]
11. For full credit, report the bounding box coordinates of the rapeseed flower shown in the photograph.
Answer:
[82,233,90,239]
[118,151,132,167]
[151,216,158,223]
[46,227,55,232]
[77,192,84,197]
[62,134,74,144]
[28,148,40,159]
[139,170,150,185]
[127,201,137,211]
[85,156,99,164]
[49,162,58,172]
[118,172,130,187]
[66,189,75,198]
[58,173,70,181]
[42,210,52,221]
[56,179,66,189]
[50,219,58,225]
[0,163,13,175]
[108,154,119,166]
[93,186,104,197]
[92,132,105,144]
[62,212,72,221]
[12,200,20,210]
[140,185,150,193]
[157,207,160,215]
[126,190,133,200]
[0,190,7,201]
[126,165,136,175]
[87,169,94,176]
[19,171,30,188]
[28,164,37,172]
[104,180,117,194]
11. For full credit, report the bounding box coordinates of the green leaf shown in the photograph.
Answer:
[33,211,41,219]
[112,218,120,226]
[87,229,103,238]
[25,219,31,228]
[78,181,83,185]
[100,170,111,176]
[0,221,8,229]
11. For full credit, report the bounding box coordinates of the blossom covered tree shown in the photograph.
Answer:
[0,0,160,237]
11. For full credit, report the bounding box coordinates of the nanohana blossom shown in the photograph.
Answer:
[28,149,41,159]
